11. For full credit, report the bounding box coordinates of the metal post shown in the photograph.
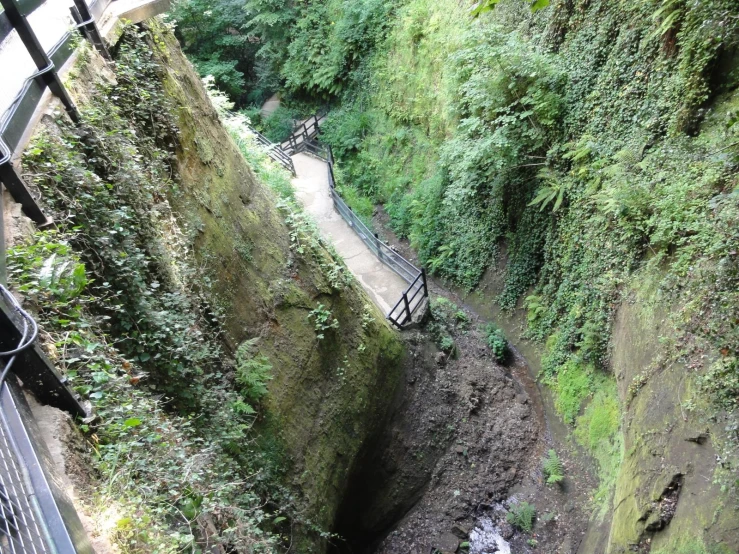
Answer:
[402,291,411,324]
[0,185,6,286]
[70,0,112,61]
[0,161,48,225]
[421,268,428,297]
[0,0,80,123]
[375,233,383,262]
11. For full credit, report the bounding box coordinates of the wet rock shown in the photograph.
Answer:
[469,518,511,554]
[498,521,514,540]
[434,532,460,552]
[451,524,469,539]
[436,352,447,365]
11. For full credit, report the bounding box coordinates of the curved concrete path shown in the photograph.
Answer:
[291,153,408,315]
[261,94,281,118]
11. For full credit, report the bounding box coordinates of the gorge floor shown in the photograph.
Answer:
[330,208,605,554]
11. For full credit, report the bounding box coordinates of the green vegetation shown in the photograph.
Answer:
[651,535,728,554]
[506,501,536,532]
[10,22,408,553]
[170,0,261,103]
[574,380,622,517]
[14,28,286,551]
[261,105,299,143]
[427,297,469,354]
[484,323,509,363]
[28,0,739,547]
[235,338,273,408]
[308,303,340,339]
[253,0,737,526]
[541,449,563,485]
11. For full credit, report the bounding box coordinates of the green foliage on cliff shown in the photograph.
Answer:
[251,0,738,510]
[14,22,406,553]
[17,29,288,552]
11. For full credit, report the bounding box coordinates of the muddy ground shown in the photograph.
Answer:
[349,208,603,554]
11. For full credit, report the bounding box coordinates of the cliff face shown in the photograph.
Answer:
[7,20,404,552]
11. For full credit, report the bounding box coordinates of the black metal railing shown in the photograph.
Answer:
[0,0,112,228]
[0,284,92,554]
[247,126,295,174]
[312,140,428,328]
[281,114,323,155]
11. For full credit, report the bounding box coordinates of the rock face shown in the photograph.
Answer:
[118,23,407,551]
[594,291,739,553]
[13,20,406,552]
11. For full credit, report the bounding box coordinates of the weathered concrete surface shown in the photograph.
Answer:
[291,152,408,315]
[261,93,280,117]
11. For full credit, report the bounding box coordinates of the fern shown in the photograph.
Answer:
[506,501,536,532]
[542,449,564,485]
[235,338,273,403]
[528,168,568,212]
[648,0,683,40]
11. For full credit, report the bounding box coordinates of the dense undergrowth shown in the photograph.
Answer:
[171,0,739,529]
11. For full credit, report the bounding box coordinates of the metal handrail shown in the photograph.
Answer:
[318,140,428,327]
[0,0,114,226]
[247,126,295,174]
[282,117,428,327]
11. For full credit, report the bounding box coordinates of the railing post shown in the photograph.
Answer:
[402,291,411,324]
[0,185,5,286]
[0,0,80,124]
[70,0,112,61]
[0,160,49,225]
[375,233,383,262]
[421,268,428,297]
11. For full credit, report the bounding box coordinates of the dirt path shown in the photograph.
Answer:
[290,153,409,315]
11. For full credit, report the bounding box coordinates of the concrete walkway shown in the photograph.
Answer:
[261,94,280,118]
[291,153,408,315]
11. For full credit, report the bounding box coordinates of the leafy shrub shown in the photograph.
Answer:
[431,297,467,327]
[484,323,509,363]
[171,0,257,104]
[427,297,468,355]
[506,501,536,533]
[262,105,298,143]
[235,338,273,407]
[7,233,88,307]
[308,303,340,339]
[320,108,374,158]
[542,449,564,485]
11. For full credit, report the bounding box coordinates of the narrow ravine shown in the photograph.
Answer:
[281,135,584,552]
[368,208,604,552]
